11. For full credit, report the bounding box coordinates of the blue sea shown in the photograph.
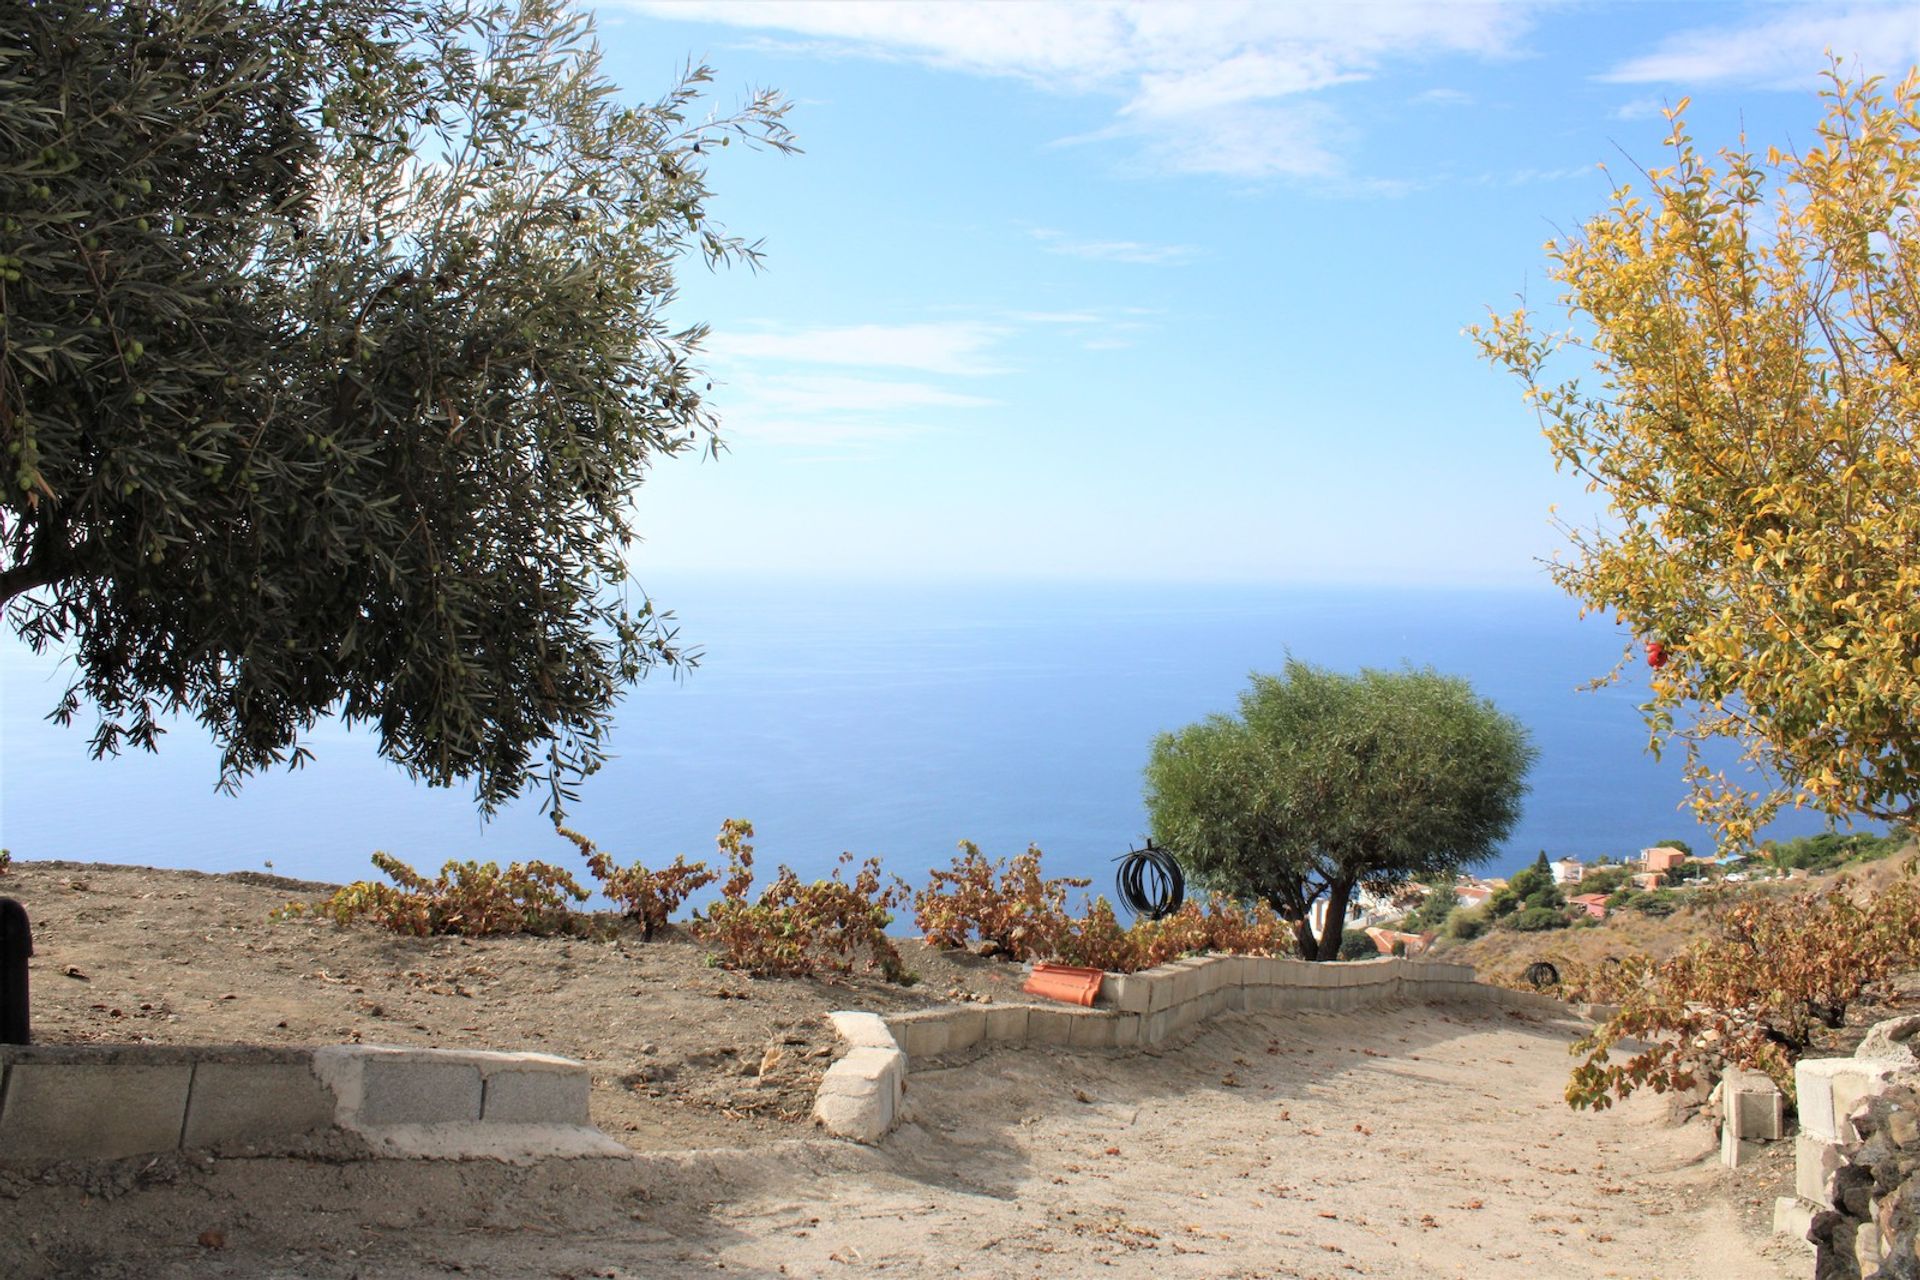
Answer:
[0,577,1846,898]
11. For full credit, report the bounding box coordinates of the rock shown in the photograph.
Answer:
[1858,1016,1920,1070]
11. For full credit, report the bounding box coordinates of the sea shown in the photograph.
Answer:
[0,576,1849,905]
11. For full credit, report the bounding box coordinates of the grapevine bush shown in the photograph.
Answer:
[914,842,1089,961]
[696,819,914,983]
[1054,895,1293,973]
[1567,870,1920,1108]
[557,825,716,941]
[281,852,592,937]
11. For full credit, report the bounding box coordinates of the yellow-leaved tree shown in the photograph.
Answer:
[1474,66,1920,848]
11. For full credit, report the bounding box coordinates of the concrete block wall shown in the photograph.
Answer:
[816,953,1594,1145]
[0,1042,622,1165]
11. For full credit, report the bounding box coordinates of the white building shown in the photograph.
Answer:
[1551,857,1585,886]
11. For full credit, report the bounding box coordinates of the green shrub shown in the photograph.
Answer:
[1338,929,1380,960]
[1505,906,1568,932]
[1448,907,1491,940]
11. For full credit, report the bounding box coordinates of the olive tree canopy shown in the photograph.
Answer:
[0,0,793,813]
[1144,661,1536,960]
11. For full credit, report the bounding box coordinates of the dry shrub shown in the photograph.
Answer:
[1568,870,1920,1108]
[696,819,913,983]
[557,825,716,941]
[914,841,1089,961]
[281,851,590,937]
[1055,895,1294,973]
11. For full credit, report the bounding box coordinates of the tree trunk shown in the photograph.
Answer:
[1313,878,1355,962]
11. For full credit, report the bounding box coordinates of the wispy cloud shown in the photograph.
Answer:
[620,1,1540,183]
[705,322,1010,376]
[1601,6,1920,88]
[1412,87,1473,106]
[1028,227,1198,266]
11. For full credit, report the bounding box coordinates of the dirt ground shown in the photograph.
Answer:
[2,860,1016,1150]
[0,860,1810,1279]
[1,1003,1805,1279]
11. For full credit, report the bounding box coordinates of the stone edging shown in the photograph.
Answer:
[0,1042,625,1164]
[811,954,1603,1143]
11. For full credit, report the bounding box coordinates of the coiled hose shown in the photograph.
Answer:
[1115,841,1185,921]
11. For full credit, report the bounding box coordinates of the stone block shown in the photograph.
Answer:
[0,1062,192,1160]
[1068,1014,1127,1051]
[1774,1196,1819,1244]
[1100,973,1154,1014]
[811,1048,902,1146]
[1796,1132,1845,1208]
[1142,1009,1173,1045]
[1798,1058,1896,1144]
[1145,971,1177,1013]
[355,1056,483,1127]
[888,1014,952,1061]
[984,1004,1030,1043]
[482,1066,591,1126]
[182,1061,336,1149]
[828,1011,899,1050]
[1169,961,1205,1005]
[1026,1006,1075,1046]
[1723,1068,1785,1141]
[942,1008,989,1054]
[1722,1118,1762,1168]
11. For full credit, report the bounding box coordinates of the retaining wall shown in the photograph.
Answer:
[813,954,1599,1142]
[0,1042,624,1164]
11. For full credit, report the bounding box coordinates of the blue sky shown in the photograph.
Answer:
[584,1,1920,588]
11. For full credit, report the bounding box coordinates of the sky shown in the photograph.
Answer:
[578,0,1920,589]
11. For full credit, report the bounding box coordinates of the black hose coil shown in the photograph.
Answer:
[1115,841,1185,921]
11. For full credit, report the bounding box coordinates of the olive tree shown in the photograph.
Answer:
[1144,661,1536,960]
[1,0,793,813]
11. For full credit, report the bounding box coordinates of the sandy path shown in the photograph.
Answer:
[2,1003,1806,1279]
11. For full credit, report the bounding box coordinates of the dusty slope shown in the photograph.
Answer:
[1,859,1014,1150]
[1,1003,1803,1280]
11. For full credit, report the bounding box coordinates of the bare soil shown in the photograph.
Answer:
[2,859,1014,1150]
[0,860,1810,1278]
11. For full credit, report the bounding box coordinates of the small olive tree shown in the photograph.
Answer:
[1145,661,1536,960]
[1,0,793,813]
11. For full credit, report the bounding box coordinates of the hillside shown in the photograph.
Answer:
[1435,844,1919,991]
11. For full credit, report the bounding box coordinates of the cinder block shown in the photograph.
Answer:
[0,1062,192,1160]
[356,1057,483,1127]
[1142,1010,1173,1044]
[182,1061,336,1148]
[812,1050,902,1146]
[1068,1014,1123,1051]
[1722,1118,1762,1168]
[828,1011,899,1050]
[1798,1059,1896,1144]
[942,1008,988,1054]
[1100,973,1154,1014]
[482,1067,590,1125]
[1774,1196,1819,1244]
[1146,972,1177,1013]
[888,1014,952,1061]
[1796,1132,1845,1208]
[984,1004,1030,1043]
[1026,1006,1075,1046]
[1723,1068,1785,1141]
